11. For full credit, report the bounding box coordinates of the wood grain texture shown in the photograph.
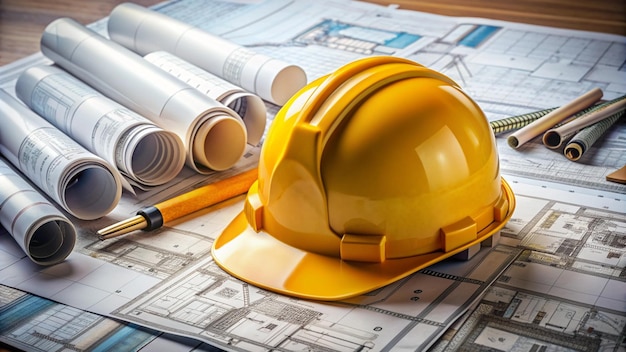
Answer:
[0,0,160,65]
[0,0,624,66]
[363,0,626,36]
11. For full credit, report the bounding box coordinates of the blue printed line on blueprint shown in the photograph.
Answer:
[458,25,500,48]
[0,295,55,330]
[91,324,157,352]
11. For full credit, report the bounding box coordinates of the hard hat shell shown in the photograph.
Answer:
[212,56,515,301]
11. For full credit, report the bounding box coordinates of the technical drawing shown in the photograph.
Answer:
[507,199,626,281]
[408,24,500,84]
[459,314,601,351]
[429,195,626,351]
[0,285,158,352]
[293,19,421,55]
[1,1,625,352]
[85,226,214,279]
[432,277,626,351]
[112,245,519,351]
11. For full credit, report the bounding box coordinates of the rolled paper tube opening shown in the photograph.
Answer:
[542,130,562,149]
[507,135,520,148]
[261,62,307,106]
[64,166,120,220]
[28,219,76,265]
[226,94,266,146]
[564,142,584,161]
[193,115,247,171]
[130,128,185,185]
[29,222,63,259]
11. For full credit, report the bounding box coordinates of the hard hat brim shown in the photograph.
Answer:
[212,179,515,301]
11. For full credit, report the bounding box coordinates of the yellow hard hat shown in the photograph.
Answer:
[212,56,515,301]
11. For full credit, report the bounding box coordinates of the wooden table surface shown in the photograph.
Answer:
[0,0,160,65]
[0,0,624,66]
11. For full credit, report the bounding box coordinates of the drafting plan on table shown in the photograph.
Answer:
[0,0,624,351]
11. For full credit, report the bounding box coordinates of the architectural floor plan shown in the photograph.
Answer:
[0,0,624,351]
[429,182,626,351]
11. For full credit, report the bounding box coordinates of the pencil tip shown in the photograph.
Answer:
[97,215,148,240]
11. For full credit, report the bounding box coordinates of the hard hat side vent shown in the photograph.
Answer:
[340,234,386,262]
[244,182,264,232]
[493,188,510,222]
[440,216,477,252]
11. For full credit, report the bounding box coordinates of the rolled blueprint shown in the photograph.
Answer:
[491,96,625,136]
[145,51,267,146]
[507,88,603,149]
[108,2,307,106]
[489,107,557,134]
[543,98,626,149]
[0,158,76,266]
[0,89,121,220]
[40,18,247,173]
[16,65,186,188]
[564,108,625,161]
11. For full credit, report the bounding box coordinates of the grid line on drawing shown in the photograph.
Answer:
[222,47,254,85]
[599,42,626,68]
[483,29,612,66]
[459,314,601,351]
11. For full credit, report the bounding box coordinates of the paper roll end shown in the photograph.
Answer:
[507,135,520,149]
[564,142,584,161]
[258,61,308,106]
[28,219,76,266]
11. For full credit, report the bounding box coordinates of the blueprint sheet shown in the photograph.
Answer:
[0,0,625,351]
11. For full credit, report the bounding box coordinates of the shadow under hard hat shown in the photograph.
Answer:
[212,56,515,301]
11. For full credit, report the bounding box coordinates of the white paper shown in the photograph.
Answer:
[0,0,624,351]
[39,18,248,174]
[0,89,122,220]
[0,158,76,266]
[15,65,187,188]
[145,51,267,146]
[108,2,307,106]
